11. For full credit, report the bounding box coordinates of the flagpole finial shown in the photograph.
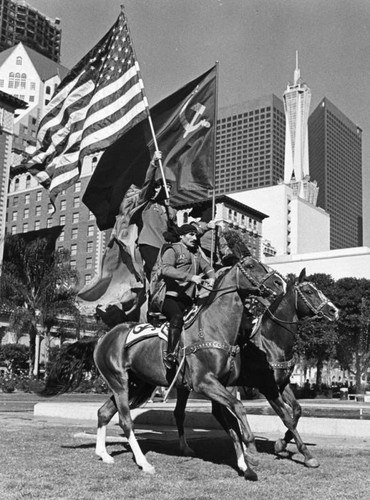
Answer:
[120,4,125,12]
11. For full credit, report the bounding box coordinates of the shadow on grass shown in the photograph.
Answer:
[62,432,318,473]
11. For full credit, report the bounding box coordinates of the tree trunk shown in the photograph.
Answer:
[43,330,51,376]
[28,324,36,377]
[316,358,323,389]
[355,352,362,393]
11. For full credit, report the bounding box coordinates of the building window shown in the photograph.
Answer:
[13,196,18,206]
[29,96,35,102]
[48,204,53,214]
[30,82,36,91]
[85,257,93,269]
[60,200,66,211]
[45,85,51,95]
[59,230,65,242]
[73,197,80,208]
[70,261,76,269]
[88,211,94,221]
[74,182,81,193]
[36,191,42,201]
[59,215,65,225]
[72,213,79,224]
[87,226,94,237]
[71,228,78,239]
[11,226,17,235]
[24,208,29,219]
[71,244,77,256]
[23,223,28,232]
[35,206,41,216]
[14,178,20,191]
[12,212,17,221]
[47,218,52,228]
[86,241,93,253]
[16,56,22,65]
[85,275,92,285]
[26,175,31,188]
[0,80,4,88]
[34,221,40,231]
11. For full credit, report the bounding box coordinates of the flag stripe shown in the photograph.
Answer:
[12,9,149,201]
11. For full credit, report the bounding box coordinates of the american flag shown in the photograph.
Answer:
[15,8,149,202]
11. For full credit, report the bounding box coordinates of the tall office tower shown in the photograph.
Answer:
[308,98,363,249]
[215,94,286,195]
[283,53,318,205]
[0,0,61,63]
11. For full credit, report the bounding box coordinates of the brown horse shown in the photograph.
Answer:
[87,256,284,479]
[177,268,338,473]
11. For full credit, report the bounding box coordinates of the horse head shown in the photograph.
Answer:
[236,256,286,303]
[294,268,339,321]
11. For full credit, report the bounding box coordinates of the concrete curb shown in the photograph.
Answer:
[34,401,370,438]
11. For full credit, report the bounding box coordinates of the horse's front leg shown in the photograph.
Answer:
[96,395,118,464]
[212,400,257,481]
[194,374,259,480]
[275,384,303,452]
[267,395,319,468]
[174,387,194,456]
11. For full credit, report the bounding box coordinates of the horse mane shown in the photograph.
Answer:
[200,264,234,309]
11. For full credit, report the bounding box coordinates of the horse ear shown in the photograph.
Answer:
[298,268,306,283]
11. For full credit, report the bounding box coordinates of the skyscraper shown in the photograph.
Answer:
[308,98,363,249]
[283,52,311,184]
[0,0,61,62]
[215,94,286,195]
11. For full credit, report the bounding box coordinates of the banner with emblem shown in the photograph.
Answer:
[83,65,217,230]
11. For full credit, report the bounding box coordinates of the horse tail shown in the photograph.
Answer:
[40,337,99,396]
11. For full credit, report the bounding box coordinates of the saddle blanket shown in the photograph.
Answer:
[125,322,169,349]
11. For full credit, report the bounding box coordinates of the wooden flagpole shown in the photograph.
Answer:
[120,5,170,200]
[210,61,219,268]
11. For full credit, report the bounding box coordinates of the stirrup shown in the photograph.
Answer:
[163,352,177,370]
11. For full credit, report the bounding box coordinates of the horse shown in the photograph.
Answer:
[173,268,339,472]
[42,256,285,481]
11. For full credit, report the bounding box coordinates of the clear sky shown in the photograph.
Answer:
[28,0,370,244]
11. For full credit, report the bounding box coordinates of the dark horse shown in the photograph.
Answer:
[43,256,285,480]
[173,269,338,473]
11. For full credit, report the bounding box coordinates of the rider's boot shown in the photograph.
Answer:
[164,315,183,370]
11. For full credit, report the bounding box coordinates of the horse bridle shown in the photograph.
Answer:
[199,257,280,299]
[265,281,334,325]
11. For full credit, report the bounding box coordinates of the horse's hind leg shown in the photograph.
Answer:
[112,371,156,474]
[96,395,118,464]
[268,395,319,468]
[174,388,194,456]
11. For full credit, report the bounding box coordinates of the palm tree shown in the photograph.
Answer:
[0,234,80,377]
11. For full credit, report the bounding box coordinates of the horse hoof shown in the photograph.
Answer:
[274,439,287,454]
[142,465,156,475]
[97,452,115,464]
[305,458,320,468]
[244,468,258,481]
[181,446,195,457]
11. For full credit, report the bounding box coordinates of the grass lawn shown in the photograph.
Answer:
[0,415,370,500]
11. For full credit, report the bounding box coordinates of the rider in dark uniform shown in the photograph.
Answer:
[160,224,215,368]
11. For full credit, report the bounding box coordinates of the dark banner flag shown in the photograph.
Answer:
[83,65,217,230]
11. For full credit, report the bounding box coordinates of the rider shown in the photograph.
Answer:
[160,223,216,369]
[130,150,177,281]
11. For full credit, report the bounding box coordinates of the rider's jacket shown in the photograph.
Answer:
[161,242,215,299]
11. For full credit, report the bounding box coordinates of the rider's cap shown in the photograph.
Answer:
[179,223,198,236]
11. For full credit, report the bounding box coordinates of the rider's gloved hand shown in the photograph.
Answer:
[191,275,203,285]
